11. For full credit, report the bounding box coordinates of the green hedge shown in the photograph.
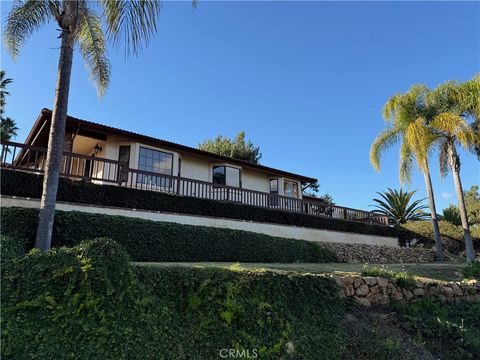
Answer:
[398,220,480,251]
[0,207,339,263]
[1,238,349,359]
[1,169,397,238]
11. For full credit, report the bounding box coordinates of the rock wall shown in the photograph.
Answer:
[332,275,480,307]
[321,243,456,264]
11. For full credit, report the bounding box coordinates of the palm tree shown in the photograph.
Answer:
[0,118,19,141]
[3,1,189,251]
[427,79,479,262]
[371,188,429,225]
[441,205,462,226]
[0,70,13,114]
[370,85,445,260]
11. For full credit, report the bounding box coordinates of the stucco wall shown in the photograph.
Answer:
[2,197,399,248]
[70,135,303,197]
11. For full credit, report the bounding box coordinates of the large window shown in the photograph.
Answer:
[212,166,241,187]
[138,147,173,186]
[284,180,298,198]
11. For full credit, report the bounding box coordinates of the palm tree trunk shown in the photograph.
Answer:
[34,28,76,250]
[423,170,444,261]
[449,145,475,263]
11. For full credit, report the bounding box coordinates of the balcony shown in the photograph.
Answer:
[0,140,389,226]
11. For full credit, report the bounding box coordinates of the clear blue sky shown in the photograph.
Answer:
[1,1,479,211]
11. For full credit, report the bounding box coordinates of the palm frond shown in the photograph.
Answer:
[3,0,52,59]
[431,113,476,150]
[371,188,429,224]
[369,126,400,171]
[399,140,414,184]
[101,0,162,57]
[78,6,111,97]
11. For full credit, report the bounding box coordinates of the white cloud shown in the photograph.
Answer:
[441,192,453,199]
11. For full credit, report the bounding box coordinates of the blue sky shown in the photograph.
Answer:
[1,1,479,210]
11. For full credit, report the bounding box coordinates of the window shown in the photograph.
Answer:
[269,179,279,206]
[212,166,241,187]
[118,145,131,167]
[269,179,278,194]
[284,181,298,198]
[138,147,173,187]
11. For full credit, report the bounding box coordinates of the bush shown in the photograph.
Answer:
[398,220,480,250]
[1,239,349,359]
[361,265,416,290]
[0,235,26,265]
[392,299,480,360]
[1,169,396,238]
[0,207,339,263]
[462,261,480,280]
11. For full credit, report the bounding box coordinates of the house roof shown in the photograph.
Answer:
[25,109,317,184]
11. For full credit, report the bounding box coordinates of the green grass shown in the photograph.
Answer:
[132,261,469,282]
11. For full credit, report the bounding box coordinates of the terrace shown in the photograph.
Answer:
[0,140,389,226]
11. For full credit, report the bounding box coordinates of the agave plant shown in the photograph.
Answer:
[371,188,429,225]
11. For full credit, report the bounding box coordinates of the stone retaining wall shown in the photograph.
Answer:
[322,243,456,264]
[332,275,480,307]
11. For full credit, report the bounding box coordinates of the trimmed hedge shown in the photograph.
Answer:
[1,238,349,359]
[398,220,480,250]
[1,169,397,238]
[0,207,339,263]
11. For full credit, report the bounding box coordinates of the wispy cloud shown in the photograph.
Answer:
[441,192,453,199]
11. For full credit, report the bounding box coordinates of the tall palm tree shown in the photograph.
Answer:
[370,85,445,260]
[371,188,429,225]
[3,0,183,250]
[427,79,479,262]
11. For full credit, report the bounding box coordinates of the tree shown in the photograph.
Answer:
[464,185,480,226]
[441,205,462,226]
[0,70,18,141]
[371,188,429,225]
[3,0,189,250]
[370,85,445,260]
[427,78,479,262]
[199,131,262,163]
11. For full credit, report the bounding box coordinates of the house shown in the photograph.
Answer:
[1,108,387,225]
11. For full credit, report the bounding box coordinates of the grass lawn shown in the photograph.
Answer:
[132,261,469,282]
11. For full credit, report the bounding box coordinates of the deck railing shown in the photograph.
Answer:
[0,140,389,225]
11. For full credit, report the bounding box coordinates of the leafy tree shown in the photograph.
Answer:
[0,70,18,141]
[371,188,429,225]
[441,205,462,226]
[464,185,480,226]
[370,85,444,259]
[4,0,194,250]
[427,78,479,262]
[199,131,262,164]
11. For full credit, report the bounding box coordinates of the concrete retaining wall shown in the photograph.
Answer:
[1,196,399,248]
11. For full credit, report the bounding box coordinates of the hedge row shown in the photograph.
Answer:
[1,237,349,359]
[0,169,397,237]
[0,207,339,263]
[398,220,480,251]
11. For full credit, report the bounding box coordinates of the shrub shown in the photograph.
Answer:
[1,169,396,238]
[0,235,26,265]
[0,207,339,263]
[462,261,480,280]
[361,265,416,290]
[392,299,480,360]
[398,220,480,249]
[1,239,349,359]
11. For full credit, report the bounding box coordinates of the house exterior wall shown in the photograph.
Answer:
[68,134,304,198]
